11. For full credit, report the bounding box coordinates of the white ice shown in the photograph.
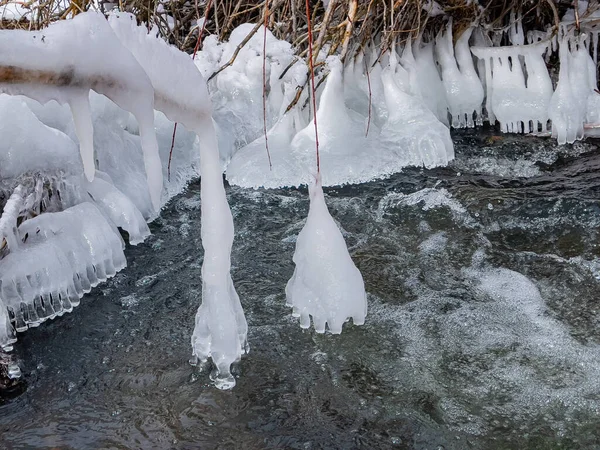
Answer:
[471,41,553,133]
[107,13,248,388]
[436,24,484,128]
[0,95,82,179]
[227,55,454,189]
[0,202,126,337]
[549,37,585,144]
[0,12,163,211]
[286,174,367,333]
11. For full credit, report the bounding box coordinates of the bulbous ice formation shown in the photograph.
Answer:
[109,13,249,388]
[286,175,367,333]
[549,38,585,144]
[380,68,454,168]
[190,119,248,390]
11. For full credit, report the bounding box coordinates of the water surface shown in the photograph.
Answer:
[2,130,600,449]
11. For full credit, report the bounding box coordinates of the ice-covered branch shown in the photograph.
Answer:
[0,12,163,210]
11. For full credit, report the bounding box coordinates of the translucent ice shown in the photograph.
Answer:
[0,95,82,179]
[85,174,151,245]
[549,38,585,144]
[286,175,367,333]
[472,41,553,133]
[411,40,450,125]
[0,203,126,335]
[436,24,484,128]
[380,67,454,168]
[0,185,25,253]
[108,13,249,388]
[191,118,248,390]
[0,12,163,210]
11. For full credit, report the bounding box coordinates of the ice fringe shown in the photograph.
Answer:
[0,202,126,350]
[286,174,367,333]
[226,55,454,188]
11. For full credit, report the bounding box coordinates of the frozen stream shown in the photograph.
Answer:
[2,130,600,449]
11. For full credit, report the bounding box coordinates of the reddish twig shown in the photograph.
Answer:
[364,56,372,137]
[168,122,178,181]
[305,0,320,173]
[262,0,272,170]
[168,0,213,182]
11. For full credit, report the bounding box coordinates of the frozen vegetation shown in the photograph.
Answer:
[1,1,600,390]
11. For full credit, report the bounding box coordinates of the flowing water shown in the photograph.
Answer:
[2,130,600,449]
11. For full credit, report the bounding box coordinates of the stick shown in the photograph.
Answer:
[263,0,273,170]
[305,0,320,173]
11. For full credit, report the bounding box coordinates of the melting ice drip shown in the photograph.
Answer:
[286,175,367,333]
[109,13,248,389]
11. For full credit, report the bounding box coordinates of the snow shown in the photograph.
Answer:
[286,175,367,333]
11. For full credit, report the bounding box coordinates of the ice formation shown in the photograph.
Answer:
[0,202,126,349]
[380,67,454,168]
[436,24,484,128]
[549,39,587,144]
[0,12,225,375]
[226,55,454,188]
[0,12,163,210]
[3,2,600,389]
[106,13,248,388]
[471,40,553,133]
[286,175,367,333]
[410,40,450,126]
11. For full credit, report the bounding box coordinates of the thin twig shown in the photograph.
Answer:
[305,0,319,173]
[263,0,273,170]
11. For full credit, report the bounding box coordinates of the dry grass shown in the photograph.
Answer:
[0,1,577,52]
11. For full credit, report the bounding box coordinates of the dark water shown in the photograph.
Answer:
[2,130,600,449]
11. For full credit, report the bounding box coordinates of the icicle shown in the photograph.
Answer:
[286,174,367,334]
[436,23,484,128]
[68,93,95,181]
[192,119,248,389]
[0,185,25,252]
[413,40,449,125]
[593,31,599,67]
[108,12,248,388]
[509,11,525,46]
[455,27,484,127]
[549,38,585,144]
